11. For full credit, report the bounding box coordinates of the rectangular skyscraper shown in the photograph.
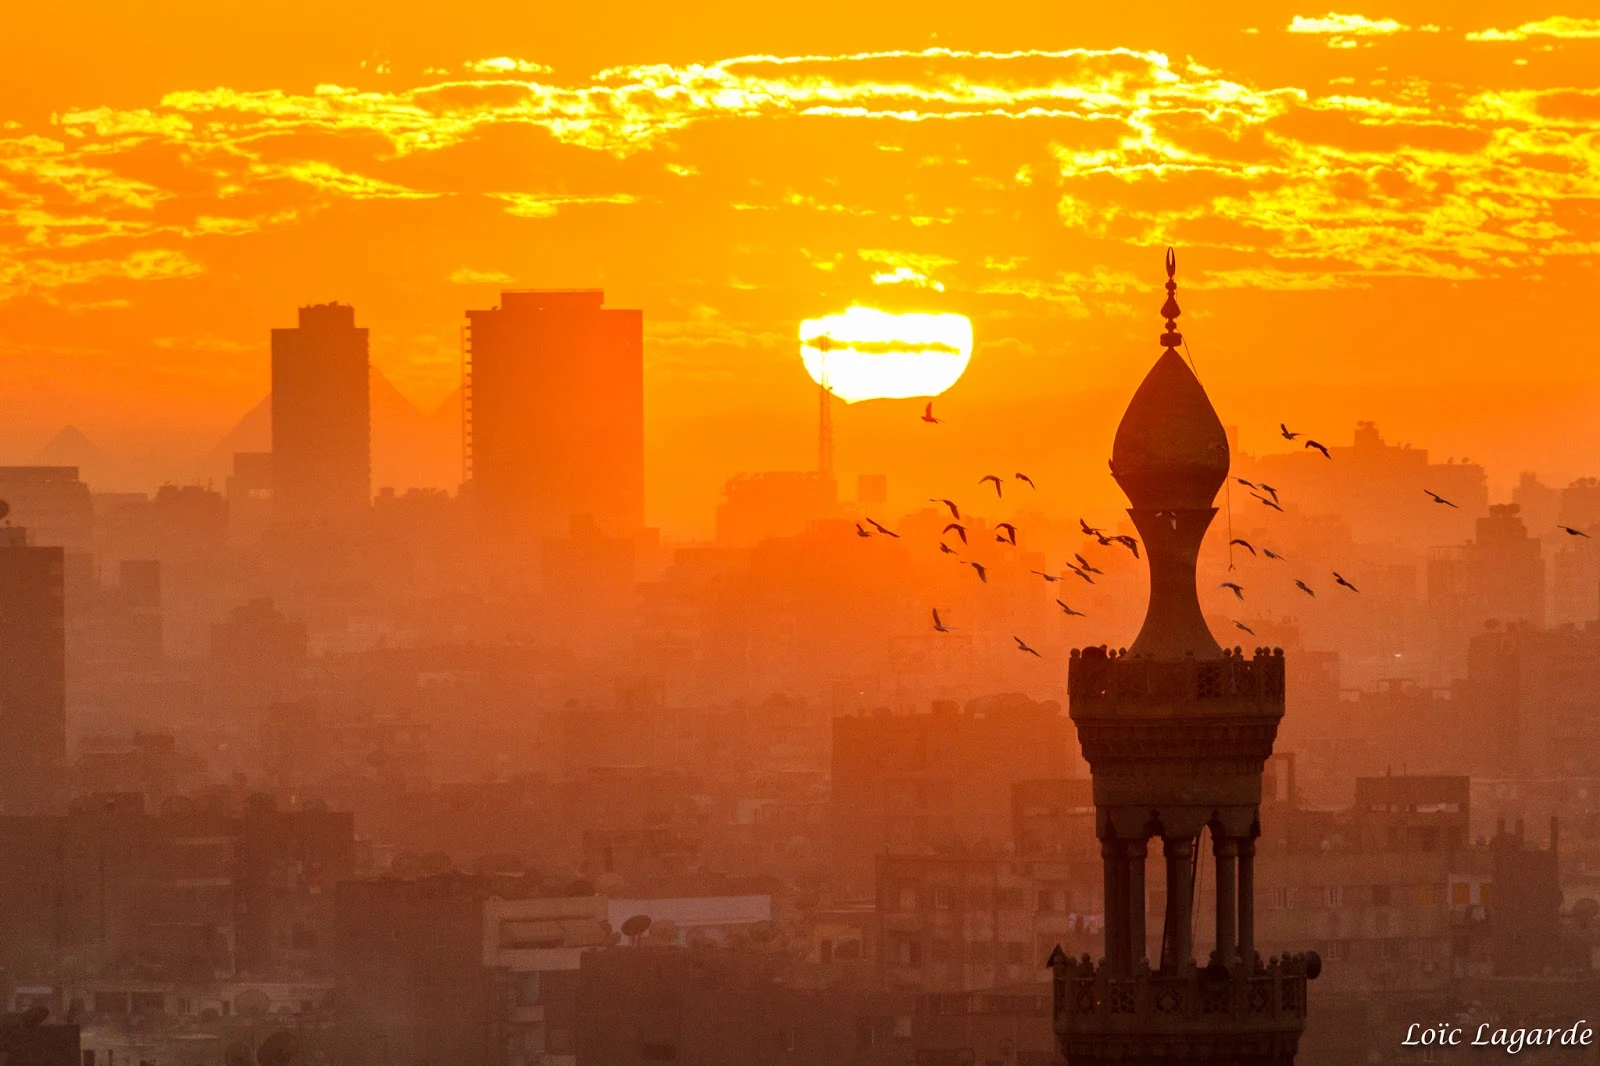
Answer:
[464,290,643,542]
[0,524,65,815]
[271,303,371,526]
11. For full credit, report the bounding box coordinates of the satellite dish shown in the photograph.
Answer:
[1303,950,1323,980]
[621,914,652,938]
[257,1030,301,1066]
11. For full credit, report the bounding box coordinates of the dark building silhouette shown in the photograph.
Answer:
[0,521,66,815]
[1053,252,1317,1064]
[271,303,371,526]
[0,467,92,551]
[464,290,643,548]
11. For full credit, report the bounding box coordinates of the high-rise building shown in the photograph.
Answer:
[0,521,66,815]
[464,290,643,545]
[270,303,370,526]
[1052,252,1318,1064]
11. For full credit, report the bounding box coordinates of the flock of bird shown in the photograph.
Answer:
[856,405,1593,658]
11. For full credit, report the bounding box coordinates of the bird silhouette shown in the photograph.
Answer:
[1235,477,1259,491]
[1030,569,1061,583]
[1065,564,1095,584]
[1014,636,1041,657]
[1015,472,1036,489]
[979,474,1004,497]
[1262,548,1286,561]
[970,561,988,583]
[1259,483,1280,503]
[1280,423,1300,440]
[1234,620,1256,635]
[939,542,959,556]
[943,522,968,544]
[1056,599,1086,617]
[855,523,871,538]
[866,518,899,538]
[1110,534,1140,559]
[930,498,960,519]
[1334,571,1359,592]
[1252,493,1285,512]
[1423,489,1457,508]
[1219,581,1244,600]
[1073,553,1103,575]
[1079,518,1104,538]
[1229,538,1257,555]
[1305,440,1331,459]
[921,401,941,424]
[995,522,1018,545]
[1295,579,1316,597]
[932,608,952,632]
[1560,525,1592,538]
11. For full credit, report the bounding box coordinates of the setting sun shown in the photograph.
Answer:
[798,306,973,404]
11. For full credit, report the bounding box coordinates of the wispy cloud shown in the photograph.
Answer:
[1466,16,1600,42]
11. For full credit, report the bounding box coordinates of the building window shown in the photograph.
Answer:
[932,940,953,963]
[1271,887,1291,910]
[1324,885,1343,908]
[899,884,919,912]
[1003,942,1026,965]
[906,939,924,967]
[1372,884,1391,906]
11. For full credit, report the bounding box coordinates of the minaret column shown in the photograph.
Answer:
[1238,834,1257,968]
[1214,834,1238,964]
[1127,837,1148,968]
[1161,835,1195,970]
[1101,837,1127,971]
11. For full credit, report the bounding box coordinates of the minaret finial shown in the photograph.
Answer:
[1160,247,1183,352]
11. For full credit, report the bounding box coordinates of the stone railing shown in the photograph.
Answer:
[1052,952,1316,1034]
[1068,646,1285,709]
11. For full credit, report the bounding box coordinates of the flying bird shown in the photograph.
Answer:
[921,401,941,424]
[1065,564,1095,585]
[1073,553,1103,575]
[969,561,988,583]
[1262,548,1286,561]
[1219,581,1244,600]
[1334,571,1359,592]
[866,518,899,538]
[1295,579,1316,597]
[1258,483,1281,503]
[930,498,960,519]
[1030,569,1061,583]
[1280,423,1300,441]
[1229,538,1257,555]
[1234,620,1256,636]
[1015,472,1036,489]
[855,523,871,538]
[1235,478,1259,491]
[932,608,952,632]
[1055,599,1086,617]
[938,542,959,556]
[1079,519,1104,538]
[1423,490,1457,508]
[1560,525,1592,538]
[1014,636,1041,657]
[1110,534,1140,558]
[1252,493,1285,513]
[1305,440,1331,459]
[980,474,1004,497]
[943,522,968,544]
[995,522,1018,545]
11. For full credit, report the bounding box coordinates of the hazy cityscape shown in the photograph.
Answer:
[0,270,1593,1066]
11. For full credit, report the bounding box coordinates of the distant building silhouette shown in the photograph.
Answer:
[0,467,92,551]
[270,303,371,527]
[0,521,66,815]
[464,290,642,547]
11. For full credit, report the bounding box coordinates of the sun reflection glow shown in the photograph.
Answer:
[798,306,973,403]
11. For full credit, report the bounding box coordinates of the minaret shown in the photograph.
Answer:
[1053,251,1319,1066]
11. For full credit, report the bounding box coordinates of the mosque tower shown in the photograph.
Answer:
[1052,250,1319,1065]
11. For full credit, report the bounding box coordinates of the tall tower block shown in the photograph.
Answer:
[270,302,371,526]
[1053,251,1319,1065]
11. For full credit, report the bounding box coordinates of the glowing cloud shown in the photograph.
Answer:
[1288,13,1409,35]
[798,306,972,403]
[1466,16,1600,41]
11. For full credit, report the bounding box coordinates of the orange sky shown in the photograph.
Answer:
[2,2,1598,534]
